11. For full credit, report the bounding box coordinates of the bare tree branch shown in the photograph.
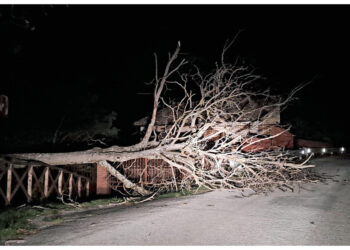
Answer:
[4,40,319,197]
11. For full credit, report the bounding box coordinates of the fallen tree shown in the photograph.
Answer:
[4,41,317,196]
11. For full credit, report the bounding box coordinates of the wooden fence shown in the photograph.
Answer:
[0,162,91,206]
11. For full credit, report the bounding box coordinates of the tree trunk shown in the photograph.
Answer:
[8,143,185,166]
[98,160,151,196]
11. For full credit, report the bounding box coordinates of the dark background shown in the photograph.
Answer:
[0,5,349,153]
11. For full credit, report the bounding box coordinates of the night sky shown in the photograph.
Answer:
[0,5,349,153]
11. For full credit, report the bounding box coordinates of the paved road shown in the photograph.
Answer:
[22,157,350,245]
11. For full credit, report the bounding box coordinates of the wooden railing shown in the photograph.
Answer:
[0,161,91,206]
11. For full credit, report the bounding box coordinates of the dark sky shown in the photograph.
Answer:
[1,5,350,152]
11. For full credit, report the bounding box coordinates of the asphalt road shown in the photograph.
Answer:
[20,157,350,245]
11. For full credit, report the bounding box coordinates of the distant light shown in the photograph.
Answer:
[307,148,311,154]
[301,150,305,155]
[341,147,345,153]
[322,148,326,153]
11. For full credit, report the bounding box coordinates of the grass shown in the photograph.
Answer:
[0,203,73,244]
[80,197,124,208]
[0,207,40,243]
[0,197,127,244]
[155,186,211,200]
[48,218,64,225]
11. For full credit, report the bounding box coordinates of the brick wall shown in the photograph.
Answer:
[242,126,294,152]
[96,163,111,195]
[270,126,294,149]
[242,137,272,152]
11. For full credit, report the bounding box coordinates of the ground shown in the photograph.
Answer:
[9,157,350,245]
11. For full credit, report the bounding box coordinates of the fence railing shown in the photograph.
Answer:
[0,161,91,206]
[109,158,183,192]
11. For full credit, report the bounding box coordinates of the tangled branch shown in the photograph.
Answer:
[8,40,318,197]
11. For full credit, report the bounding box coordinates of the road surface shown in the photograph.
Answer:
[20,157,350,245]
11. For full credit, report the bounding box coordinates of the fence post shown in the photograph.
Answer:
[86,180,90,197]
[144,158,148,184]
[69,173,73,199]
[44,167,50,198]
[27,166,33,202]
[58,170,63,196]
[77,177,81,198]
[6,165,12,205]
